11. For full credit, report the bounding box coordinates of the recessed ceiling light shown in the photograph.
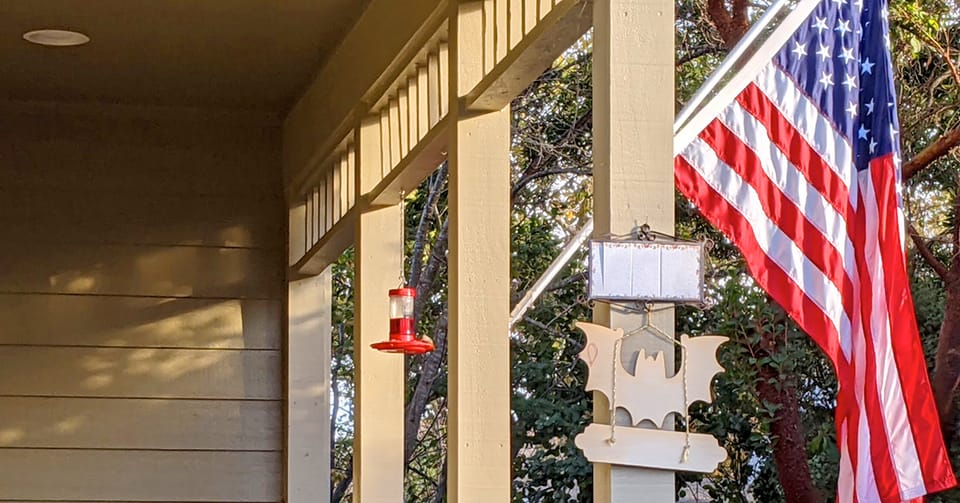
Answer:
[23,29,90,47]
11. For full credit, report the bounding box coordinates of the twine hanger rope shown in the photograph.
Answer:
[607,304,692,464]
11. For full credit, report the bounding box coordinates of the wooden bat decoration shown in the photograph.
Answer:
[575,321,727,429]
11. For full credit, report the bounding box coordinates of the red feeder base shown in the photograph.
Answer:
[371,338,435,355]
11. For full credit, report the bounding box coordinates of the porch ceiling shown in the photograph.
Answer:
[0,1,369,112]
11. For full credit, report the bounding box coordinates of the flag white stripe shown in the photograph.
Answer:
[754,65,857,202]
[846,303,883,503]
[838,420,856,503]
[854,347,883,503]
[720,101,853,253]
[894,160,908,261]
[720,102,858,355]
[858,171,925,497]
[681,138,852,342]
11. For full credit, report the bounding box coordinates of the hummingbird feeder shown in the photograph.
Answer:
[371,287,434,354]
[370,191,435,355]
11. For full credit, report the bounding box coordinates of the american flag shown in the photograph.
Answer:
[674,0,957,500]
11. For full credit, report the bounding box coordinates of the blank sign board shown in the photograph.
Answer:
[588,240,705,303]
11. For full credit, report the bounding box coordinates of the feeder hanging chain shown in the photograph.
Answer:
[399,190,407,287]
[607,336,623,445]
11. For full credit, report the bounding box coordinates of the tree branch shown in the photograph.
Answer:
[404,313,448,465]
[431,458,448,503]
[955,171,960,255]
[902,125,960,180]
[908,222,950,280]
[331,457,353,503]
[755,325,823,503]
[511,168,591,200]
[545,271,586,293]
[406,465,441,488]
[677,45,727,66]
[329,324,344,468]
[706,0,750,48]
[409,163,447,289]
[512,108,593,202]
[414,218,449,320]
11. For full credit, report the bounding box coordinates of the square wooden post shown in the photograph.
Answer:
[287,201,332,503]
[353,117,406,502]
[592,0,677,501]
[447,2,512,501]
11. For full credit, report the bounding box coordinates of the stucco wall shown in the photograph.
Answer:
[0,103,285,502]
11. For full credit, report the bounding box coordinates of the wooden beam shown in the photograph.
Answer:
[365,116,450,207]
[286,268,332,503]
[284,0,449,199]
[290,209,357,277]
[466,0,592,112]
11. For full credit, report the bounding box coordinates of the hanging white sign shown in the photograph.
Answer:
[588,239,706,304]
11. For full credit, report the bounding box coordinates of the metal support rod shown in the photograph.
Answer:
[509,218,594,328]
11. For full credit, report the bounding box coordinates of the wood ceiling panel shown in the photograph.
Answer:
[0,0,369,111]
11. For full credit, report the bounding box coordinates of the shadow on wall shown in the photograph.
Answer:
[0,222,284,450]
[0,107,287,500]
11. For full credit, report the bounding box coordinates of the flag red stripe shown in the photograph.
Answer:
[870,157,956,493]
[737,83,855,222]
[698,118,856,323]
[851,186,903,501]
[838,401,863,502]
[675,155,843,362]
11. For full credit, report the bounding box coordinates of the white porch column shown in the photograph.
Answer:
[592,0,676,501]
[353,117,406,502]
[447,2,513,501]
[287,201,332,503]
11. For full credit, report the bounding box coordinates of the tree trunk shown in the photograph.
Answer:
[705,0,750,48]
[755,320,822,503]
[756,364,822,503]
[331,458,353,503]
[404,314,448,464]
[931,275,960,445]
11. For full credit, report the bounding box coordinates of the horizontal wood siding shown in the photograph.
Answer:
[0,397,281,450]
[0,110,279,197]
[0,295,281,349]
[0,108,284,502]
[0,347,281,399]
[0,189,283,248]
[0,450,281,502]
[0,243,283,299]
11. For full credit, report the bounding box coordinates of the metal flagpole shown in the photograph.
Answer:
[674,0,792,134]
[674,0,822,154]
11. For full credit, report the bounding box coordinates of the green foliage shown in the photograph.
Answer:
[510,39,595,503]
